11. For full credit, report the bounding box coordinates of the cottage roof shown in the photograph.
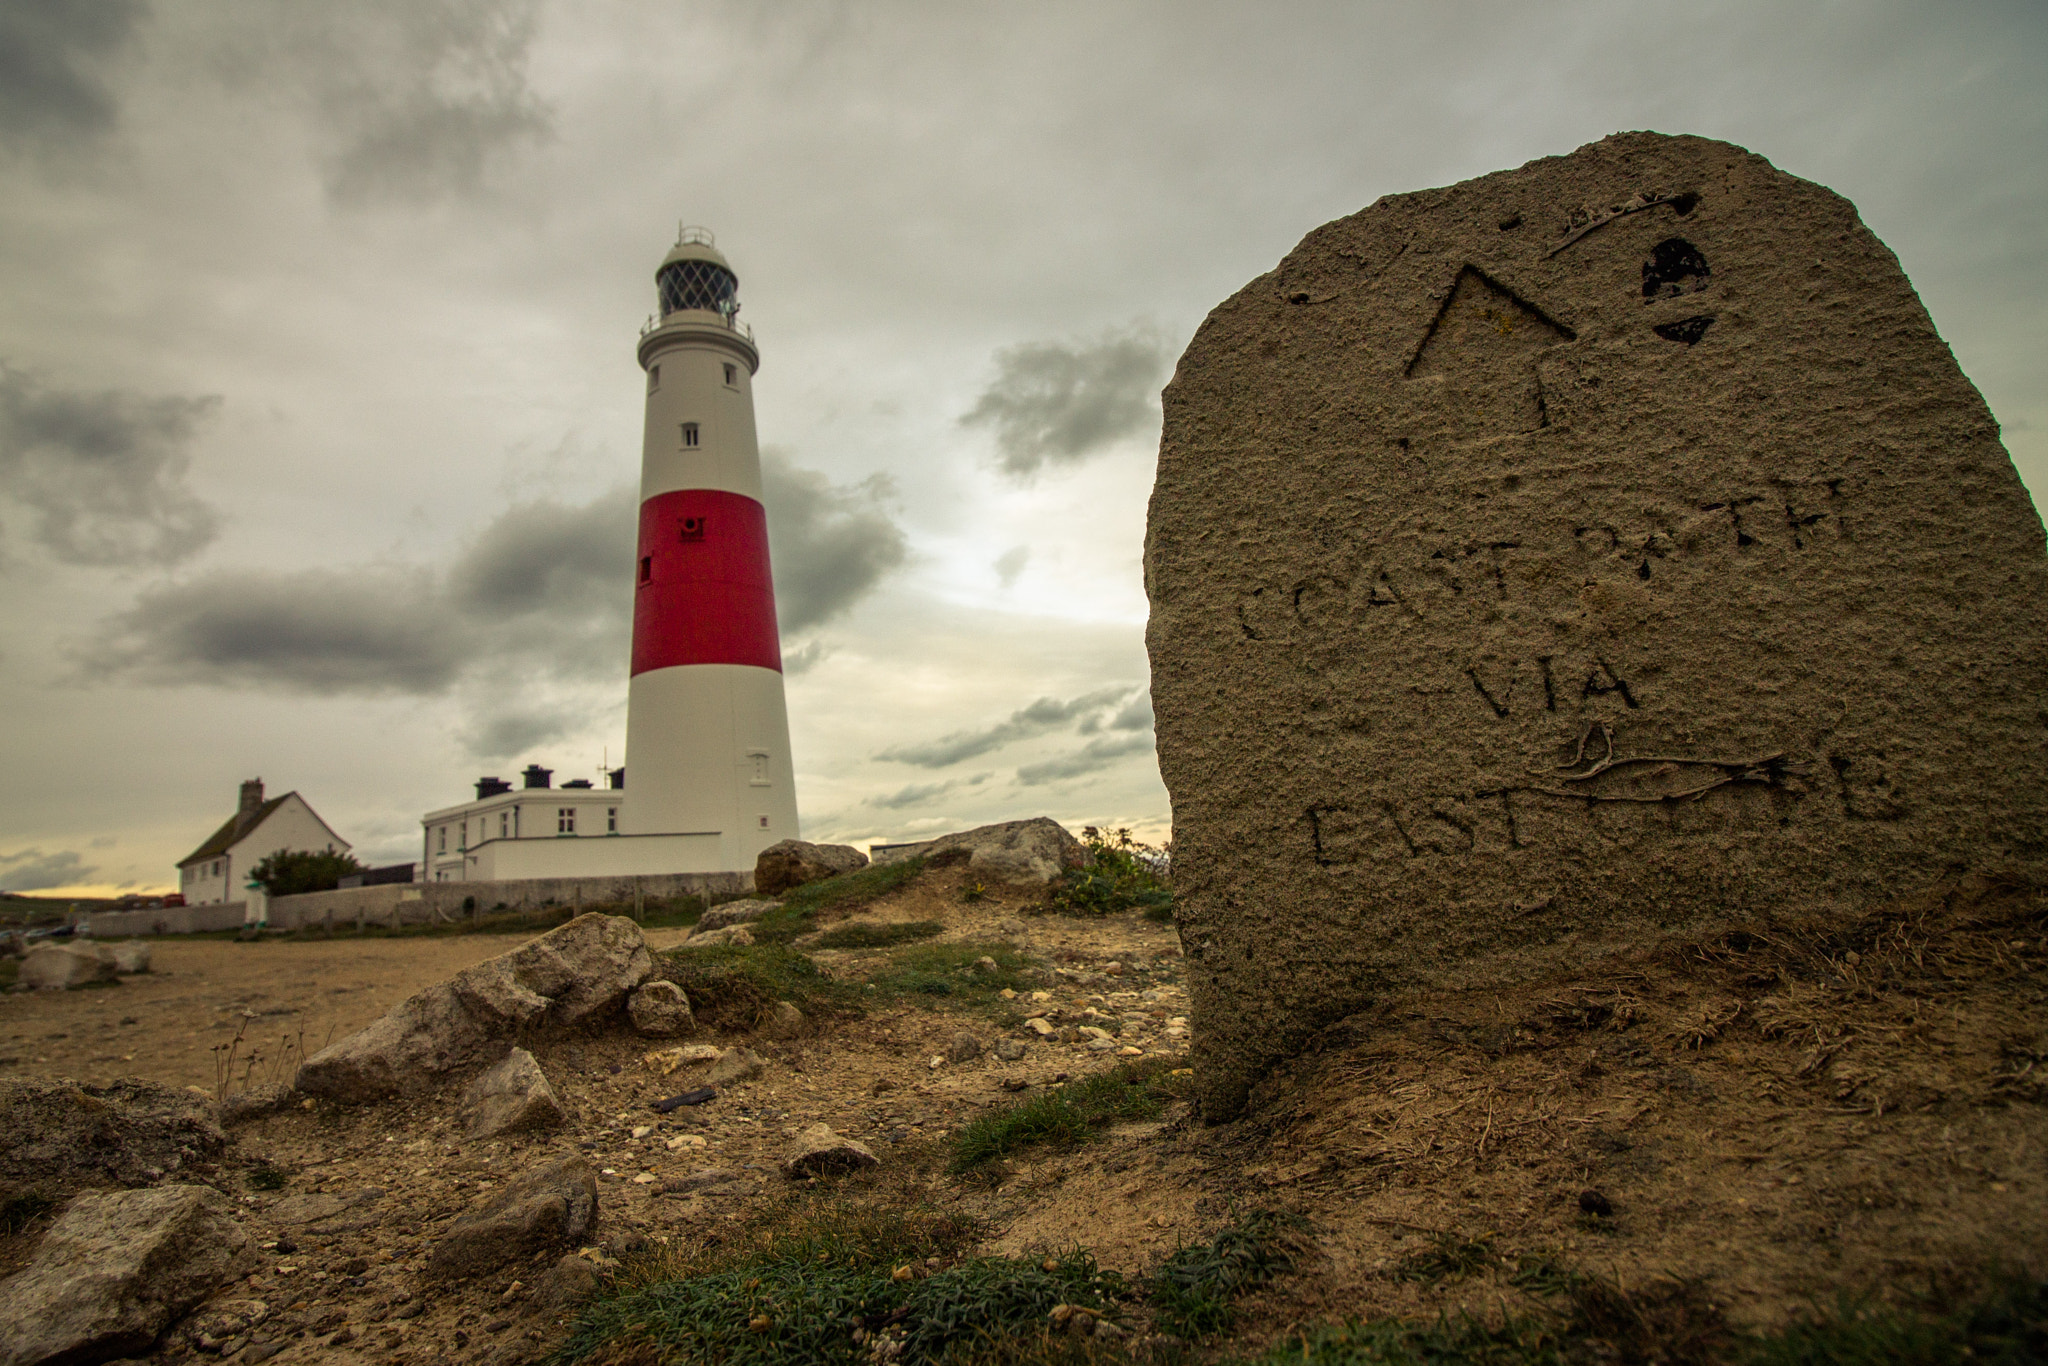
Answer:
[175,793,345,868]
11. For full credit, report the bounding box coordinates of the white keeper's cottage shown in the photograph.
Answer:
[176,779,351,904]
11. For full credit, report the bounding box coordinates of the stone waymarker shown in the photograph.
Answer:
[1144,132,2048,1117]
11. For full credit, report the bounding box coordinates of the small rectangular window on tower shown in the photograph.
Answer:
[638,555,652,584]
[648,364,660,391]
[748,750,771,786]
[723,363,737,386]
[681,422,699,448]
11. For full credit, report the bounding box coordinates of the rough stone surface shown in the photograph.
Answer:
[693,900,782,934]
[425,1157,598,1281]
[681,924,754,949]
[754,1001,806,1040]
[869,818,1089,885]
[754,840,869,896]
[95,942,152,975]
[296,914,653,1101]
[459,1048,565,1140]
[1144,132,2048,1117]
[0,1184,255,1366]
[994,1038,1028,1062]
[944,1030,985,1064]
[20,944,118,990]
[0,1080,228,1192]
[782,1124,878,1178]
[217,1084,296,1127]
[527,1254,600,1317]
[704,1047,765,1087]
[626,980,695,1036]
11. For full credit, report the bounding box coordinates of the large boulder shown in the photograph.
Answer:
[459,1048,565,1140]
[1144,131,2048,1117]
[870,818,1089,885]
[0,1080,228,1193]
[295,914,653,1102]
[0,1184,256,1366]
[19,944,117,990]
[692,899,781,934]
[754,840,868,896]
[425,1157,598,1281]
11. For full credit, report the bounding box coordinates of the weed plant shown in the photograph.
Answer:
[1149,1208,1308,1338]
[949,1061,1173,1174]
[809,921,946,950]
[557,1200,1126,1366]
[1040,830,1171,920]
[1391,1233,1498,1285]
[657,942,861,1032]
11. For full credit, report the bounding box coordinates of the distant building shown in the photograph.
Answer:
[176,779,351,905]
[423,765,649,883]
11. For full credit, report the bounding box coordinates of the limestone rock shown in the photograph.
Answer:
[20,944,117,990]
[869,818,1087,885]
[944,1030,984,1064]
[627,981,695,1037]
[425,1157,598,1281]
[693,900,781,934]
[0,1079,227,1192]
[296,914,653,1102]
[994,1038,1028,1062]
[527,1253,600,1317]
[0,1184,256,1366]
[681,924,754,949]
[94,942,152,975]
[1145,131,2048,1117]
[754,840,869,896]
[704,1047,765,1087]
[754,1001,806,1040]
[459,1048,564,1140]
[643,1043,723,1076]
[782,1124,878,1178]
[217,1083,295,1127]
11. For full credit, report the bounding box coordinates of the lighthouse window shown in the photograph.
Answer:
[723,363,737,386]
[681,422,699,448]
[558,808,576,834]
[749,751,771,786]
[639,556,652,584]
[648,364,660,391]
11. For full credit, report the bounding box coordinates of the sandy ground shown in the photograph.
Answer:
[0,937,518,1095]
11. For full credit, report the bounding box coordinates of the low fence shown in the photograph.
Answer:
[85,903,247,937]
[82,869,751,937]
[263,869,751,931]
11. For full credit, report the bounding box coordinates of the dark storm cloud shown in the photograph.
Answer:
[90,565,460,694]
[83,459,903,696]
[0,846,95,891]
[457,706,582,761]
[961,327,1169,477]
[1015,732,1155,787]
[0,364,221,568]
[0,0,142,152]
[762,452,909,634]
[316,1,553,206]
[867,780,955,810]
[875,686,1132,768]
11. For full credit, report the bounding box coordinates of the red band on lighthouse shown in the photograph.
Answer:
[631,488,782,676]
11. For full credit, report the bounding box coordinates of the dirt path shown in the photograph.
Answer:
[0,936,518,1095]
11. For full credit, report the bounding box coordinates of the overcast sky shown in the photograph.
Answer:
[2,0,2043,895]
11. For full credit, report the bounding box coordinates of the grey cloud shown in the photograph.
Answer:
[0,364,221,568]
[0,0,141,152]
[1108,690,1152,731]
[876,686,1131,768]
[993,545,1028,588]
[783,640,831,676]
[762,451,909,635]
[0,846,94,891]
[89,565,459,694]
[1015,732,1155,787]
[868,781,954,810]
[457,705,581,761]
[311,1,553,206]
[961,327,1168,477]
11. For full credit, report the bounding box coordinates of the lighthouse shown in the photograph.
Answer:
[620,227,801,865]
[419,227,799,883]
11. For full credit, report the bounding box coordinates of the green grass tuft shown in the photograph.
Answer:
[864,941,1038,1011]
[1745,1277,2048,1366]
[658,942,862,1031]
[741,858,931,943]
[949,1061,1172,1174]
[1149,1208,1308,1339]
[1235,1312,1570,1365]
[809,920,946,950]
[555,1200,1126,1366]
[1390,1233,1497,1285]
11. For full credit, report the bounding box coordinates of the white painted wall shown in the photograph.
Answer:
[618,663,799,868]
[421,789,630,882]
[177,793,350,904]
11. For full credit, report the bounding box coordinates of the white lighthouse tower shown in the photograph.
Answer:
[619,227,801,867]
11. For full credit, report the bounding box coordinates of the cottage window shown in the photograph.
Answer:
[436,827,446,854]
[499,811,509,838]
[607,807,618,833]
[558,808,576,835]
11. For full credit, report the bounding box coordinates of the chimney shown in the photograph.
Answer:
[476,776,513,800]
[606,767,626,790]
[239,779,264,814]
[521,764,553,790]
